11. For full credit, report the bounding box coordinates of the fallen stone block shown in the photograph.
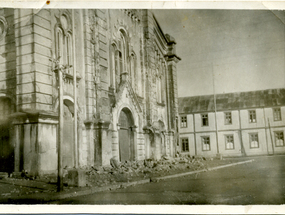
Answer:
[110,157,120,169]
[103,166,112,172]
[11,172,22,179]
[68,169,86,187]
[0,172,8,179]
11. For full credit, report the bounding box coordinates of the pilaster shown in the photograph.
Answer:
[14,9,52,112]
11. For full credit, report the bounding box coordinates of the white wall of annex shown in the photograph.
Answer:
[179,133,195,157]
[195,132,217,157]
[240,108,265,129]
[217,130,242,156]
[179,114,194,133]
[216,110,240,130]
[264,107,285,127]
[242,129,267,156]
[195,112,216,132]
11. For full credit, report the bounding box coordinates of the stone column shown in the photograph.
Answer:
[84,121,94,167]
[10,113,26,173]
[94,120,111,166]
[154,131,161,160]
[168,130,175,157]
[131,125,138,161]
[143,129,150,159]
[111,129,119,160]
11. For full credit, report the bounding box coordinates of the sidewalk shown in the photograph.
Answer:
[0,156,254,204]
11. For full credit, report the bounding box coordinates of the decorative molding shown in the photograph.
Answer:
[123,9,140,23]
[0,16,8,41]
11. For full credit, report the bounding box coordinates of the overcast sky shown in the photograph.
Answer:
[152,10,285,97]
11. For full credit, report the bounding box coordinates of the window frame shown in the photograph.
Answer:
[181,138,189,152]
[249,133,259,149]
[273,108,282,121]
[274,131,284,147]
[180,116,187,128]
[224,112,232,125]
[249,110,257,123]
[201,136,210,151]
[225,134,234,150]
[201,114,209,127]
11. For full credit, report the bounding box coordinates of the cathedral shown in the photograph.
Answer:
[0,9,180,176]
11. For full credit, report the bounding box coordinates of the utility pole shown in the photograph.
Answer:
[268,118,275,155]
[57,64,64,192]
[212,63,220,156]
[50,57,70,192]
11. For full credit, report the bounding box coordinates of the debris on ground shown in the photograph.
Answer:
[85,155,215,187]
[0,154,242,198]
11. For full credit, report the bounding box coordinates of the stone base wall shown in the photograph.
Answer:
[12,112,58,176]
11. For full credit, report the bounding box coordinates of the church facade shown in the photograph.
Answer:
[0,9,180,176]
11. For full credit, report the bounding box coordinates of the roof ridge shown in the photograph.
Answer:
[178,88,285,114]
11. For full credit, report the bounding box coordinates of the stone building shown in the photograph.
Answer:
[178,88,285,157]
[0,9,180,176]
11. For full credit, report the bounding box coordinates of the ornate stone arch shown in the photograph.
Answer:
[117,103,138,129]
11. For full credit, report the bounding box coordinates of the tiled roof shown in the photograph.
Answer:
[178,88,285,114]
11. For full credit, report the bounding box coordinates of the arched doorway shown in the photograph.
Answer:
[118,108,134,162]
[62,101,74,168]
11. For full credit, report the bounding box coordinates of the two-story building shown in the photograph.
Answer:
[178,88,285,157]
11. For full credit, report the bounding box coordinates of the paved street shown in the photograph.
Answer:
[49,155,285,205]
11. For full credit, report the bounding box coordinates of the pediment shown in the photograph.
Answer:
[114,80,142,113]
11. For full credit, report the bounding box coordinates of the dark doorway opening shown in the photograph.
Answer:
[118,108,134,162]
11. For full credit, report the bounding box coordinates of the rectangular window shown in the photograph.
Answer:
[274,131,284,147]
[202,136,210,151]
[180,116,187,128]
[181,138,189,152]
[249,110,257,123]
[249,133,259,148]
[201,114,209,126]
[225,135,234,150]
[273,108,282,121]
[224,112,232,125]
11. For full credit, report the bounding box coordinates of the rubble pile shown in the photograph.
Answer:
[85,154,212,187]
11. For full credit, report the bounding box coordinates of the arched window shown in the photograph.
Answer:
[55,26,73,74]
[156,68,162,103]
[66,33,73,74]
[130,53,136,90]
[110,44,116,89]
[111,29,129,92]
[66,33,72,64]
[115,50,122,90]
[55,28,64,64]
[161,63,166,103]
[110,43,123,91]
[119,31,127,73]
